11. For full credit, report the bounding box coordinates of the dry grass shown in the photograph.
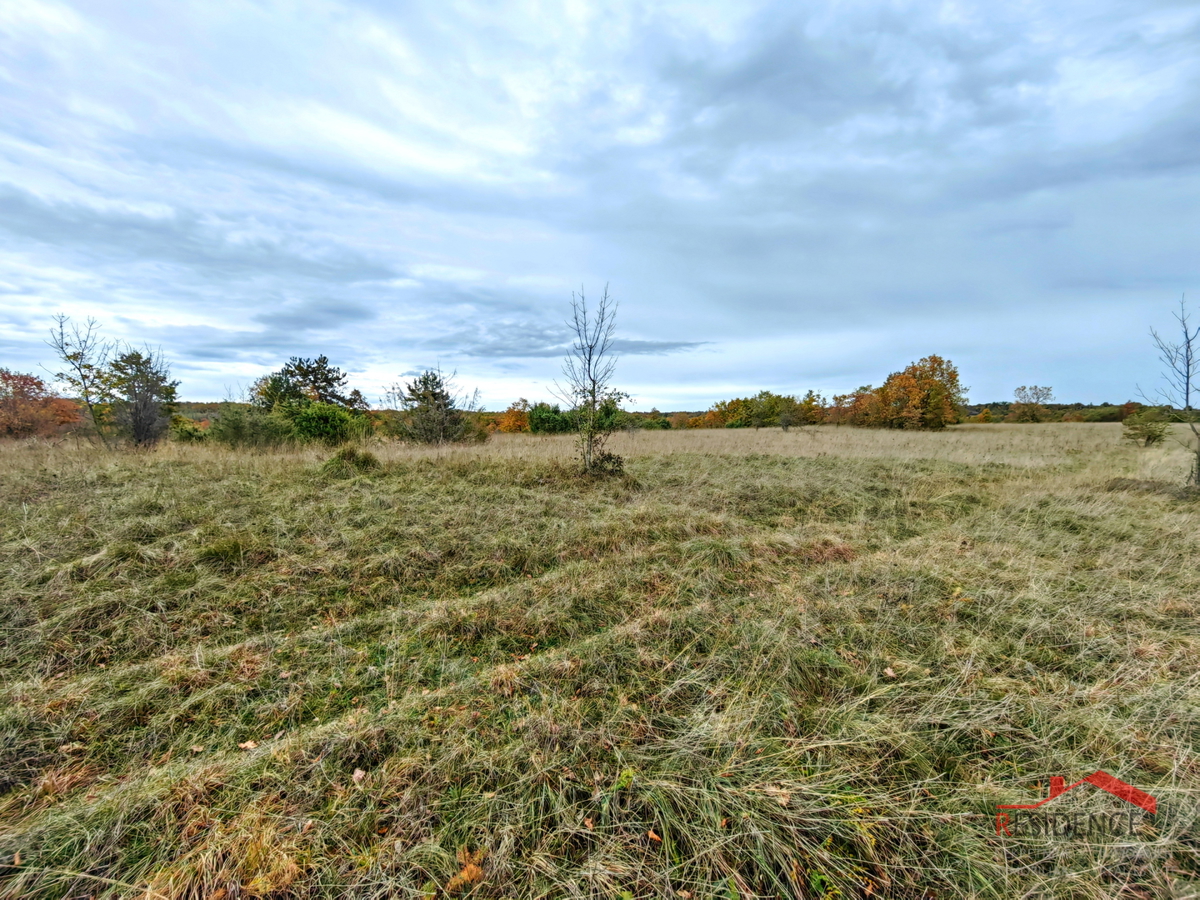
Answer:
[0,425,1197,899]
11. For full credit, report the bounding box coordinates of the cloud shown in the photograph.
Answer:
[0,0,1197,407]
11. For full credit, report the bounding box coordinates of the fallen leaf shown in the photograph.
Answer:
[678,892,693,899]
[280,671,291,679]
[237,740,258,750]
[12,852,21,866]
[648,830,663,843]
[584,818,594,830]
[446,848,485,892]
[884,667,896,678]
[352,768,366,784]
[190,745,204,753]
[301,820,314,834]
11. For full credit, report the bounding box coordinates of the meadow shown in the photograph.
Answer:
[0,424,1197,899]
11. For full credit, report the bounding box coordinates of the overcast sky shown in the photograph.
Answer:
[2,1,1198,409]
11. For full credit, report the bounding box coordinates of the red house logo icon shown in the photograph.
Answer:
[995,771,1156,836]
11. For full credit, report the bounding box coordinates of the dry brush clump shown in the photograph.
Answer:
[0,428,1197,898]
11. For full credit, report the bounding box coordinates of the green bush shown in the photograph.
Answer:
[528,402,574,434]
[1122,407,1170,446]
[290,402,356,445]
[322,446,382,477]
[207,403,296,448]
[169,415,207,443]
[1082,405,1126,423]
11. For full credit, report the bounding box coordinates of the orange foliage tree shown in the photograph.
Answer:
[0,369,79,437]
[845,356,966,429]
[495,398,531,433]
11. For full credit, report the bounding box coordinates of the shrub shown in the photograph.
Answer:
[290,402,356,445]
[387,369,485,444]
[322,446,381,476]
[208,404,296,448]
[169,415,208,443]
[1123,408,1171,446]
[590,450,625,476]
[528,402,574,434]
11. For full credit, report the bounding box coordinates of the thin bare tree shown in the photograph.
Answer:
[1145,297,1200,483]
[553,285,628,473]
[46,315,114,447]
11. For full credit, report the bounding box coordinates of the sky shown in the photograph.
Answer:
[2,0,1199,409]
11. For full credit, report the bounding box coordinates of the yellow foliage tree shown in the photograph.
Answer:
[496,398,530,433]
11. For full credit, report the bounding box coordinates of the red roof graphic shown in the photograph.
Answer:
[997,771,1156,814]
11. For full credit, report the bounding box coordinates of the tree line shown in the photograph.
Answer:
[4,295,1198,482]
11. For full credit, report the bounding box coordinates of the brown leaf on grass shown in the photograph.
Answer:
[584,818,594,830]
[884,667,896,678]
[648,829,663,842]
[446,848,485,892]
[352,768,366,784]
[12,852,21,866]
[189,745,204,753]
[237,740,258,750]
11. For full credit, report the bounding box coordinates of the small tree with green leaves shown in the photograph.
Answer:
[47,315,115,446]
[105,348,179,447]
[1122,407,1170,447]
[388,368,483,445]
[251,356,367,410]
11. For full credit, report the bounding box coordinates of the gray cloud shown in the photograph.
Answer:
[0,0,1197,407]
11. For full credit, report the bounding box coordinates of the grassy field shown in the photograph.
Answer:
[0,425,1197,899]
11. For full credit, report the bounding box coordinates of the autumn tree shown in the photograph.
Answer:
[1008,385,1054,423]
[840,357,965,429]
[796,390,826,426]
[0,370,77,438]
[496,399,531,433]
[879,356,965,429]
